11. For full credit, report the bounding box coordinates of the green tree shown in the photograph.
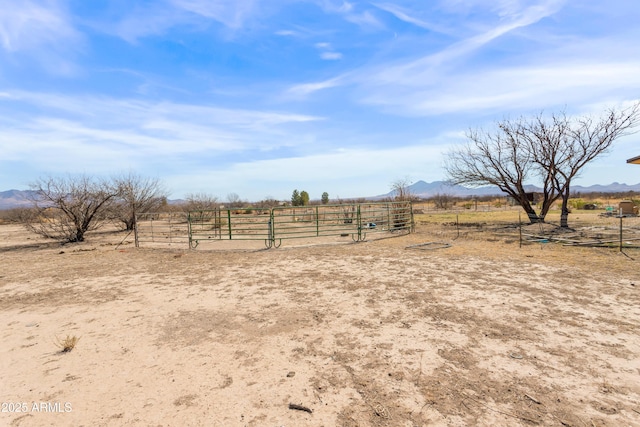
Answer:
[300,190,310,206]
[321,192,329,204]
[291,189,301,206]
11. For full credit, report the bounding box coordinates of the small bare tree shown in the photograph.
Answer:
[184,193,219,211]
[27,175,118,242]
[226,193,243,208]
[183,193,219,222]
[390,178,413,201]
[432,193,454,210]
[390,178,414,230]
[110,172,169,231]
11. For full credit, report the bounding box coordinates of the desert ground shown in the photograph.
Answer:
[1,222,639,427]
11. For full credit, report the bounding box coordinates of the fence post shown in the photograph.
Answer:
[357,204,362,241]
[410,201,415,232]
[519,212,522,248]
[187,211,192,249]
[269,209,275,245]
[620,215,623,252]
[227,209,232,240]
[134,214,139,248]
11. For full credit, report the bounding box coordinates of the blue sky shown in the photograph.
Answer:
[1,0,639,201]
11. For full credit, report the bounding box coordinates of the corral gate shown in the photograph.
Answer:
[135,201,413,249]
[134,212,189,247]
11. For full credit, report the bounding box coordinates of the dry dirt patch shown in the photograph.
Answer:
[0,224,639,426]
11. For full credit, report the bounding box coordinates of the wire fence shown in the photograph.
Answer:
[132,201,639,251]
[412,203,640,251]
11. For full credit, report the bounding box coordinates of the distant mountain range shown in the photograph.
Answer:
[374,180,640,199]
[0,189,39,209]
[2,181,640,209]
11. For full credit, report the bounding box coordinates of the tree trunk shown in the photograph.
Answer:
[518,197,544,223]
[526,212,544,223]
[73,229,85,242]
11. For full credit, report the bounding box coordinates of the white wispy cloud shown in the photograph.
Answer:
[169,0,259,29]
[372,3,455,35]
[314,42,343,60]
[320,52,343,60]
[0,91,324,175]
[286,75,346,96]
[275,29,297,36]
[0,0,81,52]
[288,0,565,102]
[366,1,563,86]
[344,10,385,30]
[0,0,83,73]
[105,0,267,42]
[110,8,188,43]
[361,60,640,116]
[316,0,354,14]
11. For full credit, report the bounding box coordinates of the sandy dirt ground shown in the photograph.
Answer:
[1,223,639,427]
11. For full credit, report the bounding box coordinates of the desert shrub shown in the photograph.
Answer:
[432,193,453,210]
[0,208,36,224]
[569,198,587,210]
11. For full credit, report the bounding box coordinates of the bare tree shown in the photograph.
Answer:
[257,196,280,209]
[183,192,219,222]
[445,119,557,223]
[431,193,454,210]
[390,178,413,201]
[226,192,242,208]
[445,103,640,225]
[27,175,118,242]
[111,172,168,231]
[183,192,219,211]
[528,104,640,227]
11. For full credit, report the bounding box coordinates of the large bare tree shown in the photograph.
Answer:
[445,118,558,223]
[27,175,118,242]
[445,103,640,226]
[528,104,640,226]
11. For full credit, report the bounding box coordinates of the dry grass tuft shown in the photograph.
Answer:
[55,335,80,353]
